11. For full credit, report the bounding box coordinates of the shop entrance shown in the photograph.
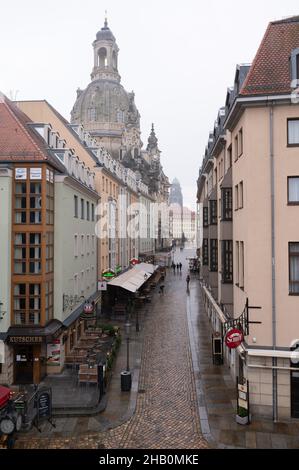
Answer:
[291,371,299,418]
[14,346,34,384]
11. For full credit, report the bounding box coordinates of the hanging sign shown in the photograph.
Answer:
[130,258,140,266]
[98,281,107,291]
[102,270,116,280]
[83,302,94,314]
[225,328,244,349]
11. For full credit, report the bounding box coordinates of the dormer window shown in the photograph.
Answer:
[290,48,299,85]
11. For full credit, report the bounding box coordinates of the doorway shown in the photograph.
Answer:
[14,346,33,384]
[291,371,299,418]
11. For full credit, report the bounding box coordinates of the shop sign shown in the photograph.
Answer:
[9,336,43,344]
[15,168,27,180]
[225,328,244,349]
[130,258,140,266]
[46,340,61,366]
[83,302,94,314]
[98,281,107,291]
[30,167,42,180]
[102,270,116,279]
[0,340,4,364]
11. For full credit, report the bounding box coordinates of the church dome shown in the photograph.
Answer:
[71,80,140,131]
[96,21,115,42]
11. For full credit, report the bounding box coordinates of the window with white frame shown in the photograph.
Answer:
[288,177,299,204]
[288,119,299,146]
[81,235,84,256]
[74,234,78,257]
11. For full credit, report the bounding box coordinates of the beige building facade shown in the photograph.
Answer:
[197,17,299,420]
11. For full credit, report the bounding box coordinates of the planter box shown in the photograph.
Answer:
[235,414,249,425]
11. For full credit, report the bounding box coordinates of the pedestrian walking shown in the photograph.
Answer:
[176,263,179,272]
[159,284,165,295]
[186,274,190,289]
[179,262,182,272]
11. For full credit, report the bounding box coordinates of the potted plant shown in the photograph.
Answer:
[235,406,249,425]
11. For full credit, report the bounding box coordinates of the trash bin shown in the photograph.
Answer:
[121,371,132,391]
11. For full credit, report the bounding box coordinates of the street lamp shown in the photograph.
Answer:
[125,320,131,372]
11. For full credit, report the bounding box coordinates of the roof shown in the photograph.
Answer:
[241,16,299,96]
[108,263,158,293]
[0,94,65,171]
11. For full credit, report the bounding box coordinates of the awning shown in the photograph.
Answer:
[108,263,158,293]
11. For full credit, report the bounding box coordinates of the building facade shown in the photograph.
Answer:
[0,96,99,384]
[197,16,299,420]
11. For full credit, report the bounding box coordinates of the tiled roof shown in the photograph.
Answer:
[0,93,64,171]
[240,16,299,96]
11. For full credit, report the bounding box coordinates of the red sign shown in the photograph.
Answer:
[225,328,244,349]
[130,258,140,266]
[83,302,94,314]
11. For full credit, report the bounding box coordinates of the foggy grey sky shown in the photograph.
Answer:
[1,0,299,207]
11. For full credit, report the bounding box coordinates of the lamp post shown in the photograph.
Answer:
[125,319,131,372]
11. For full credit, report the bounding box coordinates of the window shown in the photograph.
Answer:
[289,242,299,294]
[235,185,239,210]
[227,145,232,169]
[86,201,90,221]
[203,239,209,266]
[45,280,53,322]
[288,119,299,146]
[81,235,84,256]
[288,177,299,204]
[235,241,239,286]
[13,283,41,325]
[46,232,54,273]
[87,235,90,254]
[209,200,217,225]
[239,242,244,289]
[222,240,233,284]
[221,188,232,221]
[203,207,209,227]
[210,239,218,272]
[74,195,78,218]
[81,271,84,293]
[239,181,244,209]
[74,274,78,296]
[81,198,84,219]
[91,203,95,222]
[74,234,78,257]
[14,233,41,274]
[234,135,238,161]
[238,129,243,157]
[92,235,95,253]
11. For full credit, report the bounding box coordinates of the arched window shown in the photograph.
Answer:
[112,50,117,70]
[98,48,107,68]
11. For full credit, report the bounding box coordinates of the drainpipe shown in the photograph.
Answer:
[269,103,278,422]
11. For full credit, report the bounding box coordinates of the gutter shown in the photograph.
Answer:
[269,103,278,422]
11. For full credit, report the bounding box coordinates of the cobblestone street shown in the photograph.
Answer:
[15,249,208,449]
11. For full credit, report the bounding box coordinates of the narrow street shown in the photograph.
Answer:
[15,248,208,449]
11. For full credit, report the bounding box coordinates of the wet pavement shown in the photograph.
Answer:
[15,248,208,449]
[14,248,299,449]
